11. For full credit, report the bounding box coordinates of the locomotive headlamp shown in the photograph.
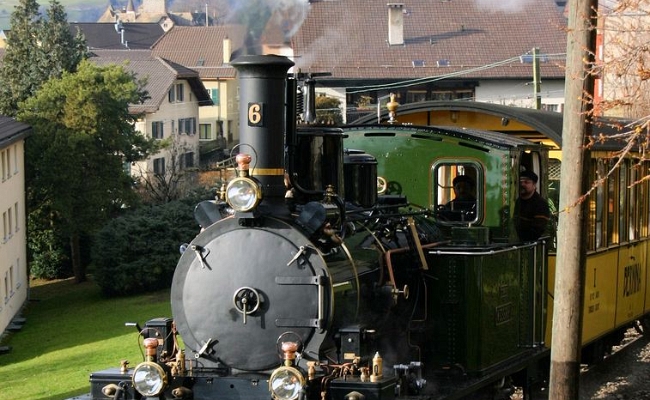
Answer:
[226,177,262,212]
[132,361,168,397]
[269,366,305,400]
[226,153,262,212]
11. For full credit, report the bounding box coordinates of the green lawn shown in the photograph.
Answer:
[0,278,171,400]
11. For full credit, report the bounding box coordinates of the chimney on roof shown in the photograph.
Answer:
[387,3,404,46]
[223,37,232,64]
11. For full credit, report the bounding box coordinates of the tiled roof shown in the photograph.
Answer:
[0,116,32,146]
[90,50,211,114]
[89,49,156,61]
[291,0,568,82]
[151,25,247,79]
[70,22,165,50]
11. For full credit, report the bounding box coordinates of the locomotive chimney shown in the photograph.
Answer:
[231,55,295,211]
[387,3,405,46]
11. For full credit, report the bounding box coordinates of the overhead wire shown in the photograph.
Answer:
[346,53,567,94]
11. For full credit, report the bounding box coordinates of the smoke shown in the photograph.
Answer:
[473,0,539,13]
[268,0,311,39]
[294,27,346,70]
[224,0,310,53]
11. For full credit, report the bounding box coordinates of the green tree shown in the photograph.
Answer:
[40,0,87,77]
[19,60,158,283]
[315,95,344,125]
[0,0,87,116]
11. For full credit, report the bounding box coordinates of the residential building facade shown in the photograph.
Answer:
[133,78,202,178]
[91,50,212,188]
[594,5,650,119]
[0,118,31,335]
[151,26,246,149]
[98,0,213,30]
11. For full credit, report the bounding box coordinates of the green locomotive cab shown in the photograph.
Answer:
[343,124,550,244]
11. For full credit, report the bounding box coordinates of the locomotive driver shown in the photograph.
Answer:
[514,170,550,242]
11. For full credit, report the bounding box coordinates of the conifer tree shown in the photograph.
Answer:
[0,0,87,116]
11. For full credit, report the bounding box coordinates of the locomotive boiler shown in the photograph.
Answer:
[81,55,549,400]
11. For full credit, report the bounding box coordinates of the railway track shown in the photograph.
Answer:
[513,328,649,399]
[578,328,650,399]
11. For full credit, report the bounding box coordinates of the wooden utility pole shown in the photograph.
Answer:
[548,0,598,398]
[533,47,541,110]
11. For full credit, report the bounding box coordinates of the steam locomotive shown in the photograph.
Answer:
[82,55,552,400]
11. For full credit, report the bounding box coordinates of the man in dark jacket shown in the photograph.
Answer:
[514,170,550,241]
[442,175,476,221]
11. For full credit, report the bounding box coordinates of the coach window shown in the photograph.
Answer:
[618,160,630,243]
[607,159,619,246]
[589,159,606,250]
[433,162,481,223]
[628,160,638,241]
[638,162,650,237]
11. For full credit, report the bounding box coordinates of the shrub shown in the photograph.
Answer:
[27,224,73,280]
[92,199,201,296]
[29,247,71,280]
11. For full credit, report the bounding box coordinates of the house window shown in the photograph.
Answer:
[1,147,11,180]
[14,203,18,232]
[406,90,427,103]
[211,88,219,106]
[1,149,5,181]
[176,83,184,102]
[199,124,212,140]
[431,89,473,101]
[152,121,164,139]
[153,157,165,176]
[2,210,7,241]
[168,83,184,103]
[542,104,561,113]
[179,118,197,135]
[6,147,10,179]
[184,152,195,168]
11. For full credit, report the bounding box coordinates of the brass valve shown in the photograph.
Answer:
[120,359,129,373]
[144,337,159,361]
[236,153,252,177]
[281,341,299,366]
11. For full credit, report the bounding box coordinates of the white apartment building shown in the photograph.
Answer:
[0,118,31,335]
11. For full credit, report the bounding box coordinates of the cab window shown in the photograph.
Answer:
[434,163,481,223]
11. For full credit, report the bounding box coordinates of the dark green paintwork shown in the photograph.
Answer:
[342,124,549,242]
[425,240,546,374]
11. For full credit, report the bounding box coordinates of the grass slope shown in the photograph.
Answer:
[0,278,171,400]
